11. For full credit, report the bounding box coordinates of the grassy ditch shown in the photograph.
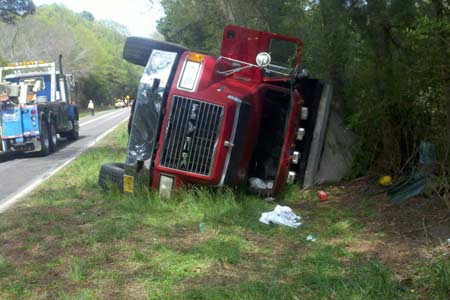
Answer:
[0,124,448,300]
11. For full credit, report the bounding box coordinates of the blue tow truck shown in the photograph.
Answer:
[0,56,79,156]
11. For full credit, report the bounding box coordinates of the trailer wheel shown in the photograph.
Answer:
[98,162,124,191]
[38,120,50,156]
[67,120,79,140]
[49,122,58,152]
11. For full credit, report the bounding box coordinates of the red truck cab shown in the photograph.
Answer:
[100,25,318,198]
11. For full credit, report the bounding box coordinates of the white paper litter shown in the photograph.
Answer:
[306,234,316,241]
[259,205,302,228]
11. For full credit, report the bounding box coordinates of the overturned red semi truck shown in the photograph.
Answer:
[99,25,331,198]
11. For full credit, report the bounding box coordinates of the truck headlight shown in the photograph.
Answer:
[159,174,174,199]
[178,55,203,91]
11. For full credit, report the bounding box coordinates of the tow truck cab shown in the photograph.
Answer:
[101,25,324,197]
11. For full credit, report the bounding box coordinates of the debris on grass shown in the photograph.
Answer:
[199,222,206,233]
[263,197,275,202]
[259,205,302,228]
[249,177,267,189]
[306,234,316,242]
[378,175,393,186]
[317,190,328,201]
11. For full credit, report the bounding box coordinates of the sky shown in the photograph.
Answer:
[33,0,165,37]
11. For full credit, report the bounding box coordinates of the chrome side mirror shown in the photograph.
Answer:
[256,52,271,68]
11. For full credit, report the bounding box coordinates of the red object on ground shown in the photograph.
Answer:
[317,190,328,201]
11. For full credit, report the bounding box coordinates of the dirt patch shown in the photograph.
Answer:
[322,180,450,278]
[181,271,249,291]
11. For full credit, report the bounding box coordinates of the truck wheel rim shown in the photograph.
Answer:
[73,121,79,137]
[52,125,57,145]
[42,125,49,148]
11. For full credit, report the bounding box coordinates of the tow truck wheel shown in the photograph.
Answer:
[49,122,58,152]
[38,120,50,156]
[67,120,79,140]
[98,162,125,191]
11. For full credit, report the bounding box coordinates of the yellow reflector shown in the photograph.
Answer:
[187,53,205,63]
[123,175,135,193]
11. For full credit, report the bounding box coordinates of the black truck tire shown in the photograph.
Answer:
[49,121,58,152]
[67,120,79,140]
[38,119,50,156]
[98,162,125,191]
[123,37,188,66]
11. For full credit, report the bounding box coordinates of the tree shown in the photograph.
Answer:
[0,15,92,75]
[79,10,94,22]
[101,20,130,36]
[157,0,293,54]
[0,0,35,23]
[0,4,142,107]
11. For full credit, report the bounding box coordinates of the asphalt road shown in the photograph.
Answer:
[0,108,130,212]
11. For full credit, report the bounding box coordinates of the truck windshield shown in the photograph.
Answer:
[265,38,298,78]
[18,77,45,89]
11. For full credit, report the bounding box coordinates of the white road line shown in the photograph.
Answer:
[79,109,113,120]
[80,109,128,127]
[0,116,129,213]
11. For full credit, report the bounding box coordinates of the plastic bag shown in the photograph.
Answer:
[259,205,302,228]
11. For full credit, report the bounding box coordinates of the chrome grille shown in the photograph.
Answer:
[160,96,224,176]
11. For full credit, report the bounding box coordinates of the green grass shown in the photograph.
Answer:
[0,124,447,299]
[68,257,88,282]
